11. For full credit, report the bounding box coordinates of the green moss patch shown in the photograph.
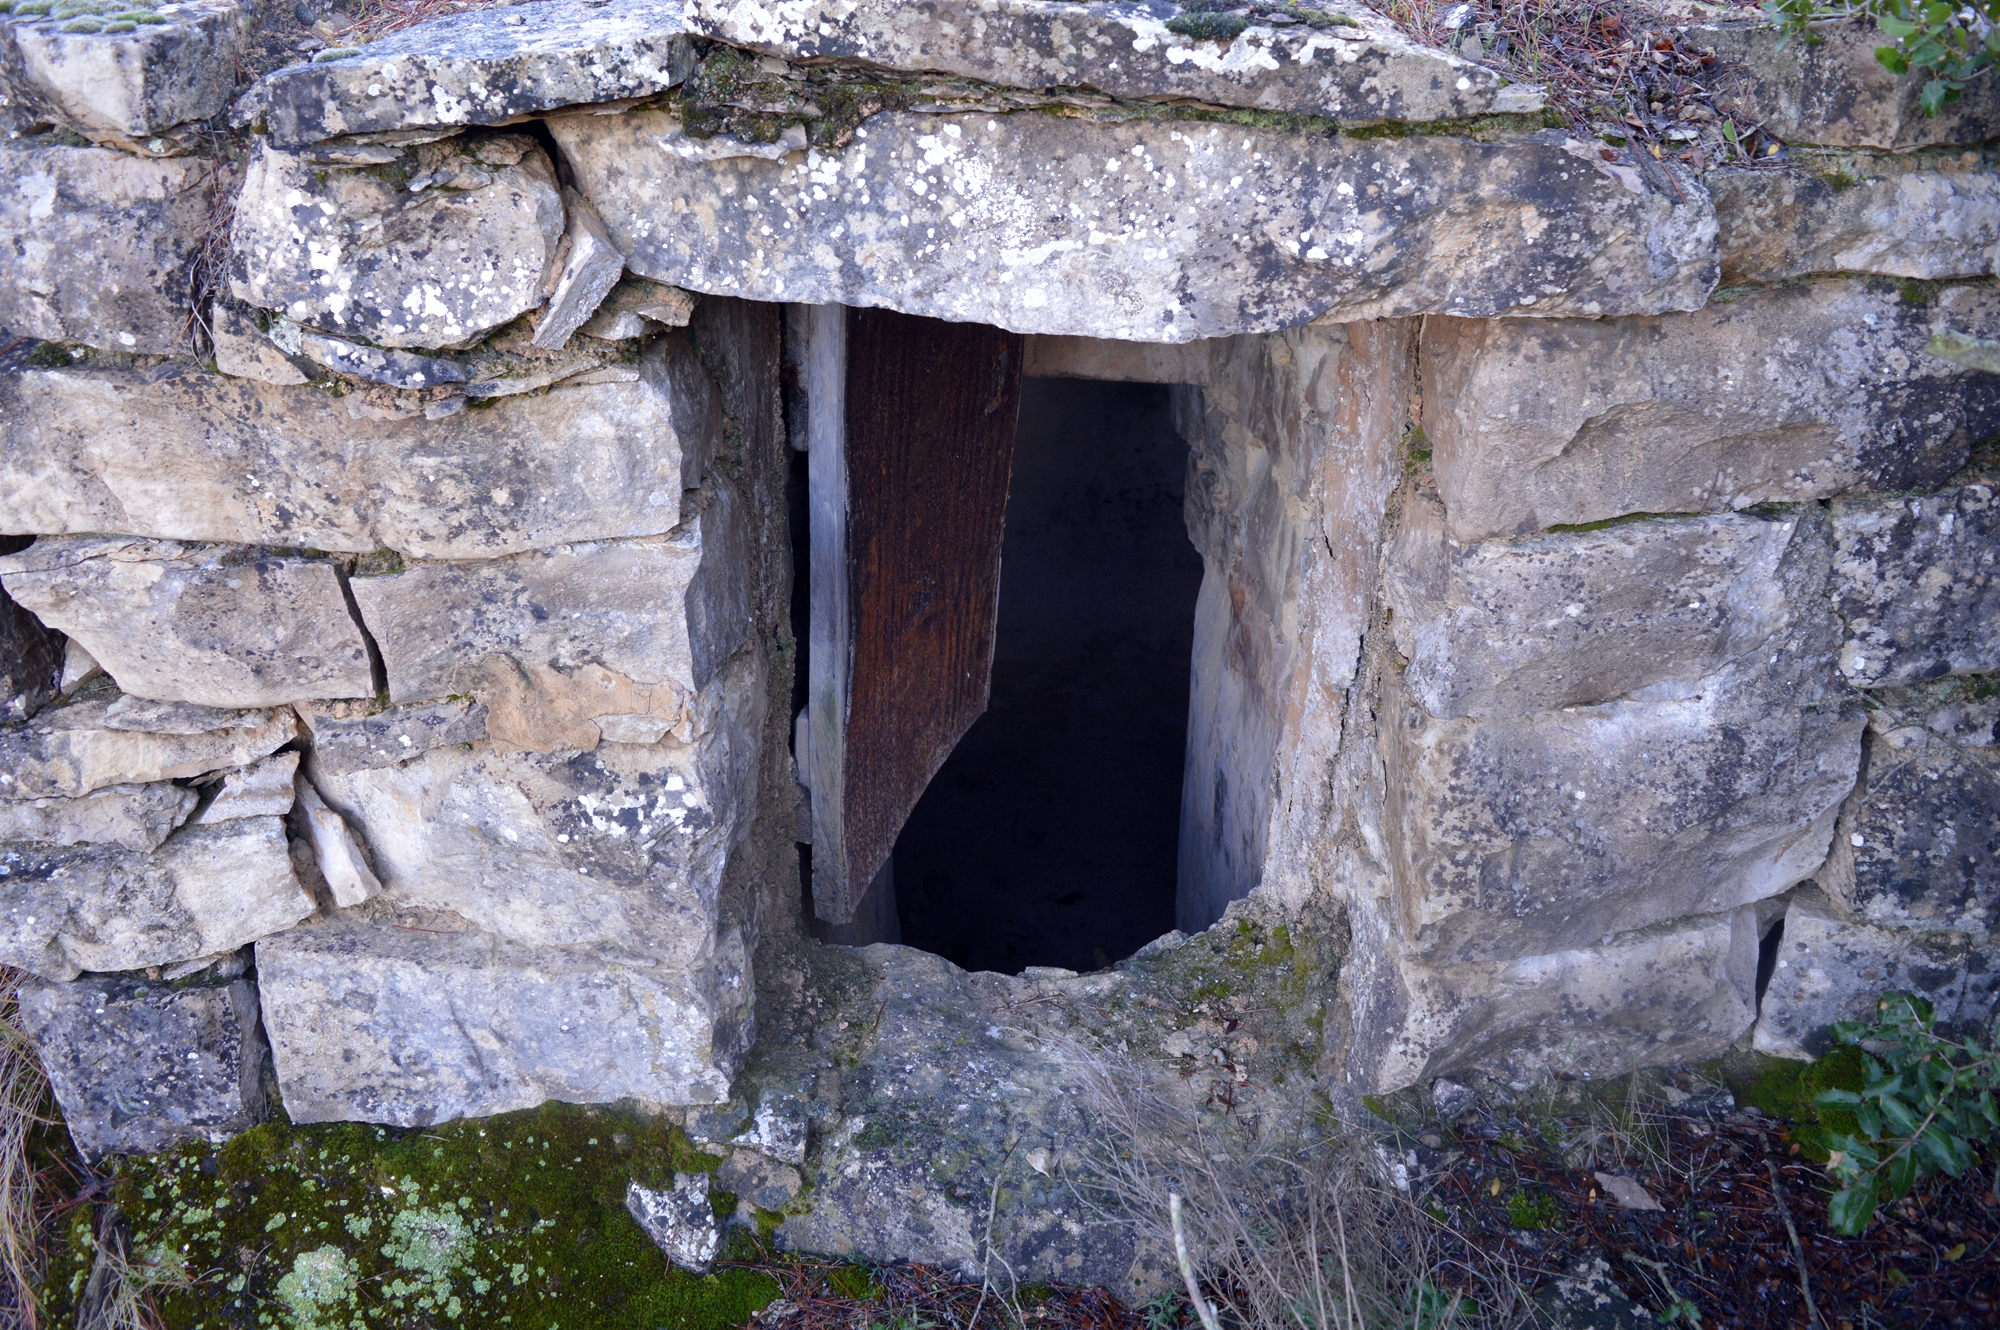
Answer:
[46,1102,780,1330]
[1718,1046,1866,1161]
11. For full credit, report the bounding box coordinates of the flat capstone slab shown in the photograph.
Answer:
[553,107,1718,342]
[238,0,695,148]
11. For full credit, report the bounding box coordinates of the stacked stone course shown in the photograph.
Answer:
[0,0,1997,1288]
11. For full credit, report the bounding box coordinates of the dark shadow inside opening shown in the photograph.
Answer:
[893,378,1203,974]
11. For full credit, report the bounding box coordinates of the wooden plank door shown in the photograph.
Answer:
[804,305,1024,924]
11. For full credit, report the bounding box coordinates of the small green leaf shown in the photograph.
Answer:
[1877,16,1920,37]
[1721,119,1739,143]
[1827,1180,1879,1236]
[1919,78,1956,115]
[1886,1149,1918,1200]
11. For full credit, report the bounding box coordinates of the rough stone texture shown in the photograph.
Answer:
[0,781,195,851]
[297,699,489,778]
[1699,18,2000,150]
[293,772,382,909]
[1830,484,1998,689]
[1385,691,1863,966]
[626,1174,720,1273]
[1386,497,1827,720]
[229,133,564,350]
[305,651,765,967]
[209,302,310,386]
[18,973,267,1158]
[349,503,749,749]
[683,0,1541,123]
[0,337,717,559]
[0,537,375,708]
[239,0,695,149]
[0,541,63,725]
[192,751,298,824]
[1752,891,1995,1059]
[0,0,246,138]
[0,695,297,800]
[552,108,1718,342]
[0,143,213,355]
[716,1147,801,1211]
[532,190,625,351]
[1710,154,2000,283]
[579,278,697,339]
[254,906,753,1125]
[291,329,467,390]
[1422,280,2000,542]
[1815,681,1999,937]
[1354,908,1761,1098]
[0,815,313,980]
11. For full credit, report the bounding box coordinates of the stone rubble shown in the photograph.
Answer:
[626,1173,721,1274]
[1830,483,1999,688]
[0,694,297,800]
[190,750,299,824]
[0,781,196,852]
[291,770,381,909]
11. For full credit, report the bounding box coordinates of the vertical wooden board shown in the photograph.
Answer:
[805,305,852,917]
[831,307,1023,917]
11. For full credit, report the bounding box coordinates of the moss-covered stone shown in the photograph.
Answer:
[1714,1047,1866,1160]
[43,1102,781,1329]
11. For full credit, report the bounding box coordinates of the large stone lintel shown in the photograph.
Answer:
[238,0,696,148]
[552,108,1717,342]
[683,0,1540,124]
[255,909,753,1126]
[0,339,716,560]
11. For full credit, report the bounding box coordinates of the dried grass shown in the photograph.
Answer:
[0,967,51,1330]
[1060,1041,1530,1330]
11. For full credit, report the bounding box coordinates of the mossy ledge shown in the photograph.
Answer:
[44,1102,782,1330]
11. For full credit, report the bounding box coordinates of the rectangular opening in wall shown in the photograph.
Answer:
[891,378,1203,973]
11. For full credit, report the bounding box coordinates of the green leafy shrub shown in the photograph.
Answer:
[1812,991,2000,1234]
[1764,0,2000,114]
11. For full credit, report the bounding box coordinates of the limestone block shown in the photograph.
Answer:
[1423,281,2000,542]
[551,108,1718,342]
[1830,484,1998,688]
[0,816,313,980]
[292,771,381,909]
[716,1148,802,1211]
[683,0,1540,124]
[1386,496,1832,719]
[0,537,375,708]
[18,972,268,1157]
[229,133,564,350]
[297,699,488,778]
[1386,694,1864,965]
[531,190,625,351]
[1353,908,1761,1090]
[0,143,212,355]
[0,695,297,800]
[1711,157,2000,283]
[349,493,749,747]
[0,781,195,851]
[628,1175,720,1273]
[0,0,246,138]
[1752,892,1992,1059]
[305,652,765,967]
[1815,687,1999,935]
[209,302,310,386]
[0,553,63,725]
[192,751,298,824]
[239,0,694,149]
[0,337,716,557]
[1699,18,2000,150]
[255,909,753,1125]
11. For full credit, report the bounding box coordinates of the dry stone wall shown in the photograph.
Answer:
[0,0,1997,1290]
